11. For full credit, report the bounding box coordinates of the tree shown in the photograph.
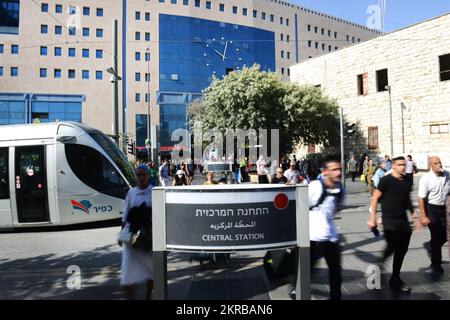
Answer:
[188,64,340,155]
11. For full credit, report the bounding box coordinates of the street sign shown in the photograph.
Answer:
[205,162,232,173]
[164,186,297,251]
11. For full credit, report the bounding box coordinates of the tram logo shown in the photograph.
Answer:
[71,200,93,214]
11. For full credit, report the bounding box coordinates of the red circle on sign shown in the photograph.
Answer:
[274,193,289,210]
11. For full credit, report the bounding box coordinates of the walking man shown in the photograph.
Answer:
[308,158,345,300]
[368,156,415,293]
[418,156,450,274]
[405,155,417,186]
[158,159,170,187]
[347,155,358,182]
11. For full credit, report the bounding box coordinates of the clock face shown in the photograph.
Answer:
[201,36,251,76]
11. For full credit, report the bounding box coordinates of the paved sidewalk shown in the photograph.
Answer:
[0,174,448,300]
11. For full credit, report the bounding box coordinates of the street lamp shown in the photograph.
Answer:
[339,107,345,187]
[146,47,151,162]
[106,66,122,147]
[385,85,394,157]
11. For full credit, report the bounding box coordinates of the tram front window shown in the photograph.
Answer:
[84,128,137,187]
[65,144,130,199]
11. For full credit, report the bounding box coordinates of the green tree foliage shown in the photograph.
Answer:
[188,64,340,152]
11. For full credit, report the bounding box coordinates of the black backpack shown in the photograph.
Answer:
[263,249,296,280]
[309,178,345,211]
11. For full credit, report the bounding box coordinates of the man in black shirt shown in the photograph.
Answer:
[368,156,417,294]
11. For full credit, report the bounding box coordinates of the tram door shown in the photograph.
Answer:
[15,146,50,223]
[0,147,13,228]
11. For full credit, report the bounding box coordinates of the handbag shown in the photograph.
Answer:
[126,202,153,252]
[117,224,133,243]
[360,174,366,182]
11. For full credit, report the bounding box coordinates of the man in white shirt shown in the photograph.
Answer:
[308,158,345,300]
[284,161,301,185]
[418,156,450,274]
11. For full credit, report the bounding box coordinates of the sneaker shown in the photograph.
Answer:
[389,278,411,294]
[426,264,444,274]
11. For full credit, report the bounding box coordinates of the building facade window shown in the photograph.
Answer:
[183,0,188,5]
[243,8,248,16]
[430,124,449,134]
[40,46,47,56]
[96,28,104,37]
[82,27,89,36]
[68,48,75,57]
[54,68,61,78]
[135,72,141,82]
[69,5,76,14]
[135,52,141,61]
[96,49,103,58]
[41,24,48,34]
[0,44,3,54]
[439,53,450,81]
[68,26,76,36]
[219,3,224,12]
[41,3,48,12]
[206,1,211,9]
[68,69,75,79]
[96,71,103,80]
[96,8,103,16]
[55,25,62,34]
[135,31,140,40]
[0,66,3,76]
[145,32,150,41]
[232,6,237,14]
[39,68,47,78]
[145,52,150,61]
[368,126,379,150]
[83,6,90,16]
[195,0,200,8]
[357,74,364,96]
[11,44,18,54]
[82,48,89,58]
[54,47,61,56]
[376,69,388,92]
[135,93,141,102]
[135,11,140,20]
[145,12,150,21]
[10,67,18,77]
[82,70,89,79]
[55,4,62,13]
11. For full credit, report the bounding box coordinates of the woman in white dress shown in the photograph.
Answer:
[120,164,153,300]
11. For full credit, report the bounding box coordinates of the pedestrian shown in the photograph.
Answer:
[347,155,358,182]
[119,164,154,300]
[203,172,218,185]
[173,169,189,186]
[405,155,417,185]
[239,157,248,183]
[158,159,170,187]
[418,156,450,274]
[257,155,269,184]
[307,158,345,300]
[269,159,279,183]
[371,161,387,190]
[148,162,158,187]
[368,156,416,294]
[446,193,450,260]
[362,155,370,182]
[384,155,392,172]
[359,153,368,176]
[284,161,301,185]
[364,159,377,193]
[272,168,288,184]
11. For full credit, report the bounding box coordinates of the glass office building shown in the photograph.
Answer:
[157,14,276,152]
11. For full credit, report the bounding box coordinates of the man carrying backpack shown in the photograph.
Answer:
[300,157,345,300]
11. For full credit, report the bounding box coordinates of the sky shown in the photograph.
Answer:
[291,0,450,33]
